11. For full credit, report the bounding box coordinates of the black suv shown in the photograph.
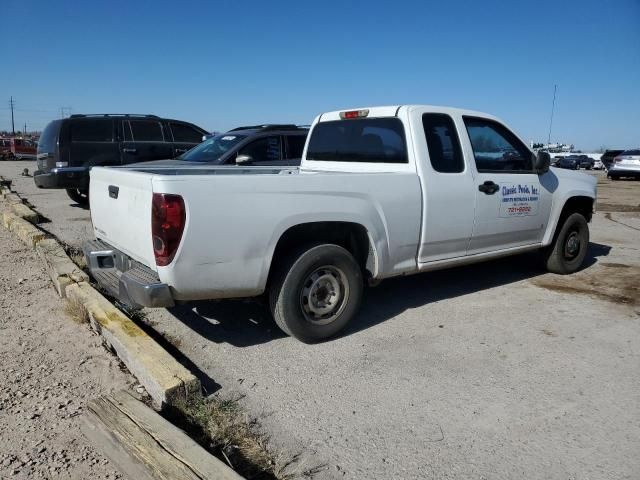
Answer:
[34,114,208,204]
[142,124,309,167]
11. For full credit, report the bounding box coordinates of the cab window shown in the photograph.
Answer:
[464,117,533,172]
[306,118,407,163]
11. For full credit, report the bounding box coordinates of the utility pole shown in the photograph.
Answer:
[24,122,27,136]
[9,96,15,135]
[547,84,557,147]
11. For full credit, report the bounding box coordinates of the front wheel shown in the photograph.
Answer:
[66,188,89,206]
[542,212,589,274]
[269,244,363,343]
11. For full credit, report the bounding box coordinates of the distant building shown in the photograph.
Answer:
[530,141,574,153]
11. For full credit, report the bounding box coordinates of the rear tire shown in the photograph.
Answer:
[269,243,363,343]
[66,188,89,206]
[542,212,589,274]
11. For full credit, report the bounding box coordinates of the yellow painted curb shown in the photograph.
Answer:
[36,238,90,297]
[66,282,201,409]
[3,211,46,248]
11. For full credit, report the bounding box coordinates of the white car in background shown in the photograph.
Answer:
[608,149,640,180]
[593,159,604,170]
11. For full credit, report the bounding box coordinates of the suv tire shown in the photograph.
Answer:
[66,188,89,206]
[269,243,363,343]
[543,212,589,274]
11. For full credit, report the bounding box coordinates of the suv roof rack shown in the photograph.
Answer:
[69,114,160,119]
[229,124,303,132]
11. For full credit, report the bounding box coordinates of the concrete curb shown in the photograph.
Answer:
[2,210,47,248]
[36,238,90,297]
[66,282,201,409]
[11,202,39,224]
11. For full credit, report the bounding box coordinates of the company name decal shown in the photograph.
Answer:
[500,184,539,217]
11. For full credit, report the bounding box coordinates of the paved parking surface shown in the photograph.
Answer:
[2,160,640,479]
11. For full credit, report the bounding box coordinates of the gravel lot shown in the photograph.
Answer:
[0,215,133,479]
[2,160,639,479]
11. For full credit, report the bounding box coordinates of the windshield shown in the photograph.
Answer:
[179,134,246,163]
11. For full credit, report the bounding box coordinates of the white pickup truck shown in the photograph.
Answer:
[84,105,597,342]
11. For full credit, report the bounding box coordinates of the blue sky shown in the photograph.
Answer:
[1,0,639,150]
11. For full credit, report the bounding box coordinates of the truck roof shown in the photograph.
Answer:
[317,105,501,123]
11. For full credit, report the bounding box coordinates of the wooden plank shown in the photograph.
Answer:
[82,390,244,480]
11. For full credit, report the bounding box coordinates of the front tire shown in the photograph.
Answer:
[66,188,89,206]
[269,244,363,343]
[543,212,589,274]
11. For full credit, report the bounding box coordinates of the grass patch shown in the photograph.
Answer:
[166,395,322,479]
[65,297,90,324]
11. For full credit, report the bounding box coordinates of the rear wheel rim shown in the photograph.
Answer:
[299,265,349,325]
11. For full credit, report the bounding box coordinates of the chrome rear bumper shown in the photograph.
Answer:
[82,239,174,308]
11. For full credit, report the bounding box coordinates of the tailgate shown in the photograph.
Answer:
[89,167,156,269]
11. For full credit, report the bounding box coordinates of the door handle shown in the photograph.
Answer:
[122,148,137,154]
[175,148,187,153]
[478,181,500,195]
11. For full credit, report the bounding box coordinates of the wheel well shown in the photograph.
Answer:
[560,196,594,224]
[268,222,375,282]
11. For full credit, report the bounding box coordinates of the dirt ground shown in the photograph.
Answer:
[0,224,134,479]
[1,161,639,479]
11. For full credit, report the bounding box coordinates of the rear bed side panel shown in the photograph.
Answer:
[151,172,422,301]
[89,168,156,267]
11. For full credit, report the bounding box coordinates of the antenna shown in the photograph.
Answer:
[547,84,557,146]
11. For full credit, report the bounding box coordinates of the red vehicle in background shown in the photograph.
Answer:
[0,137,38,160]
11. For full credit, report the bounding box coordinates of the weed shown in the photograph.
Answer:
[65,298,90,324]
[166,395,322,479]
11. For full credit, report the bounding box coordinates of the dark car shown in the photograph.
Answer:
[576,155,595,169]
[557,155,580,170]
[140,124,309,168]
[601,149,625,170]
[34,114,208,204]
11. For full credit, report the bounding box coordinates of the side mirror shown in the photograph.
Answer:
[236,154,253,165]
[535,151,551,174]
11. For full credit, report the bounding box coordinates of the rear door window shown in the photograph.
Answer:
[238,136,282,162]
[306,118,407,163]
[170,123,204,143]
[70,119,113,142]
[286,135,307,159]
[129,120,164,142]
[422,113,464,173]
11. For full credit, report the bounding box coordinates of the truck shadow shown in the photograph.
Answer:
[166,242,611,347]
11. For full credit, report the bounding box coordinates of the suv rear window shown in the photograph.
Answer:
[38,122,60,153]
[71,119,113,142]
[170,123,203,143]
[306,118,407,163]
[129,120,164,142]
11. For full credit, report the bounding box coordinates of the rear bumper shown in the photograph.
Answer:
[608,167,640,178]
[33,167,89,190]
[82,239,174,308]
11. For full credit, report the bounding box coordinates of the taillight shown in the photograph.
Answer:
[339,109,369,119]
[151,193,186,267]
